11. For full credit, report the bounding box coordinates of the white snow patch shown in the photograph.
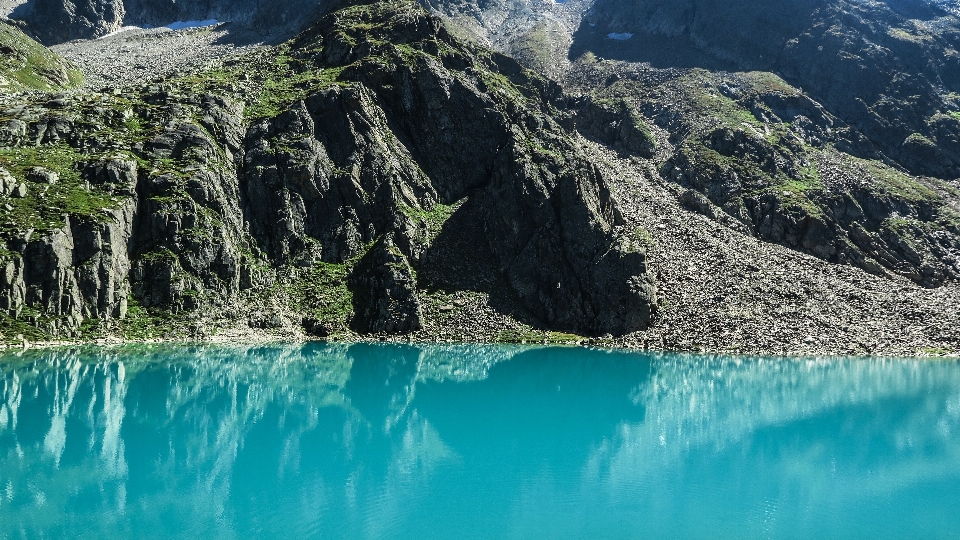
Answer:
[165,19,219,31]
[607,32,633,41]
[99,25,147,39]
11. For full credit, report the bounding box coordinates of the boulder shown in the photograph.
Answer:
[349,233,423,334]
[26,167,59,185]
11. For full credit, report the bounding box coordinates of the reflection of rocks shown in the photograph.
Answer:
[3,345,960,537]
[416,343,529,382]
[599,354,960,470]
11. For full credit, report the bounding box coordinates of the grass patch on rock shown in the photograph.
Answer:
[401,202,456,244]
[286,262,355,334]
[116,297,193,341]
[497,329,584,344]
[0,145,120,236]
[0,313,52,343]
[0,22,83,92]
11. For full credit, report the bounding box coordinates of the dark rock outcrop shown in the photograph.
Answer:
[1,0,658,339]
[14,0,123,44]
[570,97,656,158]
[576,0,960,178]
[349,233,422,334]
[663,123,960,287]
[237,0,658,336]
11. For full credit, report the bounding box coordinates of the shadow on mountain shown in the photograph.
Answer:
[568,21,737,71]
[417,195,550,330]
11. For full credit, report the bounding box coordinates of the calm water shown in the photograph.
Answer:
[1,344,959,539]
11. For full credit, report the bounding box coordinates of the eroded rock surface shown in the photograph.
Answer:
[1,0,657,341]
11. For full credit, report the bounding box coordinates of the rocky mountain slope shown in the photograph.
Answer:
[9,0,333,44]
[575,0,960,180]
[0,19,82,91]
[566,61,960,288]
[2,0,960,355]
[0,0,656,345]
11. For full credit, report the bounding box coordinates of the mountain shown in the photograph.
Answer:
[0,0,656,343]
[10,0,334,43]
[1,0,960,353]
[574,0,960,179]
[420,0,590,79]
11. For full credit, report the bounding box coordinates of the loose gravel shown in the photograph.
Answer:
[590,129,960,357]
[51,22,267,90]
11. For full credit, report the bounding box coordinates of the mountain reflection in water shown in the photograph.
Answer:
[1,344,959,539]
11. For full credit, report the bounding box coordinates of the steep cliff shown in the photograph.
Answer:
[0,0,657,342]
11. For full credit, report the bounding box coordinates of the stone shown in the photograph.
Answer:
[349,233,423,335]
[26,167,60,185]
[11,183,27,198]
[0,167,16,197]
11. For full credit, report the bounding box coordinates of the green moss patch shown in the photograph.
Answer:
[0,22,83,92]
[497,329,583,344]
[401,202,456,244]
[0,145,120,236]
[0,313,52,343]
[116,298,192,341]
[286,262,354,334]
[245,57,345,120]
[848,155,939,203]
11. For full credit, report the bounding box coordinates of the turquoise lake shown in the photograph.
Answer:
[1,344,959,539]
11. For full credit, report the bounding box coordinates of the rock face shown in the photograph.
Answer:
[14,0,123,44]
[0,0,658,339]
[0,206,136,335]
[240,0,658,336]
[570,96,656,158]
[575,0,960,179]
[349,233,422,334]
[13,0,340,44]
[421,0,591,78]
[577,64,960,288]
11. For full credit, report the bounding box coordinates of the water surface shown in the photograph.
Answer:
[1,344,959,539]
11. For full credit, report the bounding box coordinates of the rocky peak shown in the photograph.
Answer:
[240,0,658,335]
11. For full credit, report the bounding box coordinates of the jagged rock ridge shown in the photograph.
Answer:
[0,0,657,341]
